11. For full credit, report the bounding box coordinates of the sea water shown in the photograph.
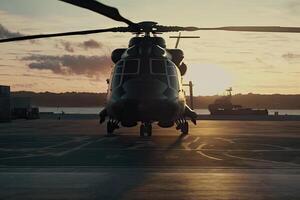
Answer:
[39,107,300,115]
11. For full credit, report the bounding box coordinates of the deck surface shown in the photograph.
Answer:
[0,119,299,199]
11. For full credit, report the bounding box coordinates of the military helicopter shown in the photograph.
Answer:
[1,0,300,137]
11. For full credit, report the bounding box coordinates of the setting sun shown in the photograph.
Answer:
[185,64,233,96]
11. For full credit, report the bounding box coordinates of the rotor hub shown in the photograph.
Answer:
[135,21,159,34]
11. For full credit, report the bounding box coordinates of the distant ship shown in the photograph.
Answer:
[208,88,268,116]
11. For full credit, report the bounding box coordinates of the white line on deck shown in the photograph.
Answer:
[215,137,235,144]
[51,137,112,157]
[223,152,300,167]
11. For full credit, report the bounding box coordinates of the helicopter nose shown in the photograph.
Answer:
[122,77,168,99]
[119,98,182,122]
[108,96,183,124]
[137,99,181,119]
[108,77,183,122]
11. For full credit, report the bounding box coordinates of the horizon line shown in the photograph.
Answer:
[11,90,300,96]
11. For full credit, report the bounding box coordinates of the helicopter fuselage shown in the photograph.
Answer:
[105,36,187,128]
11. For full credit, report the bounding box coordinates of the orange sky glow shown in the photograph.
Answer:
[0,0,300,95]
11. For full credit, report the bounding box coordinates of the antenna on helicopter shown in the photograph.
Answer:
[170,32,200,48]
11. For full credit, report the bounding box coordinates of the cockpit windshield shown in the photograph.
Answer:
[151,60,166,74]
[111,59,179,91]
[111,59,140,89]
[124,60,139,74]
[150,59,179,91]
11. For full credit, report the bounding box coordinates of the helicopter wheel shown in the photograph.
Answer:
[107,121,114,136]
[107,119,119,136]
[140,124,145,137]
[181,121,189,135]
[145,123,152,137]
[140,123,152,137]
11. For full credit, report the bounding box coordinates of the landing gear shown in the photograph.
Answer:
[106,119,119,136]
[181,122,189,134]
[176,118,189,135]
[147,123,152,136]
[140,122,152,137]
[99,109,107,124]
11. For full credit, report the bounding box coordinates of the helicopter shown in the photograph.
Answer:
[1,0,300,137]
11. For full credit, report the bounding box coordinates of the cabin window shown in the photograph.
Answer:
[167,60,175,67]
[167,67,176,75]
[115,67,123,74]
[124,59,139,74]
[151,59,166,74]
[168,76,179,91]
[115,61,124,74]
[112,75,122,89]
[166,61,176,75]
[166,61,179,90]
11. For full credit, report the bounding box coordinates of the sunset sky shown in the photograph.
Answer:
[0,0,300,95]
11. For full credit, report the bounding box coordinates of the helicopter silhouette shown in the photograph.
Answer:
[1,0,300,137]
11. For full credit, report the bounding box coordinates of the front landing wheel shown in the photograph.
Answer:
[107,121,114,136]
[146,123,152,137]
[140,123,152,137]
[181,122,189,135]
[140,125,145,137]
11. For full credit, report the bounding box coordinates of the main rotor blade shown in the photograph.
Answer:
[59,0,135,26]
[0,27,129,43]
[157,26,300,33]
[210,26,300,33]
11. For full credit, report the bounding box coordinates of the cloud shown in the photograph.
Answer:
[282,53,300,60]
[22,54,112,78]
[290,71,300,76]
[252,84,297,89]
[256,58,275,69]
[80,39,103,50]
[0,73,74,81]
[0,23,23,39]
[286,0,300,14]
[12,83,37,89]
[60,41,75,53]
[21,73,72,81]
[57,39,103,53]
[263,70,282,74]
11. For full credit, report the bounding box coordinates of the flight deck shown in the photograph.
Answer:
[0,119,299,200]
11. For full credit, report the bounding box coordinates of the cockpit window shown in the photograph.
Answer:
[124,59,139,74]
[149,59,179,91]
[151,59,166,74]
[111,59,139,89]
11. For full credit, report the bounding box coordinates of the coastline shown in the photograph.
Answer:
[39,113,300,121]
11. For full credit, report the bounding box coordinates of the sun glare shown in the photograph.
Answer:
[184,64,233,96]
